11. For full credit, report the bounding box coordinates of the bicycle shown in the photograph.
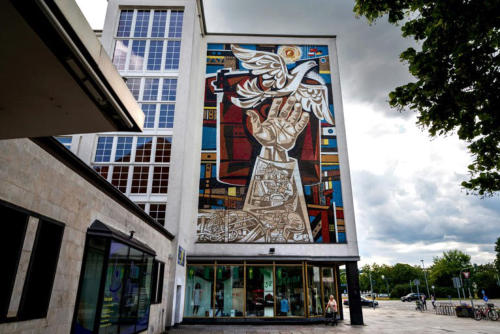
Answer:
[474,303,498,321]
[415,300,424,312]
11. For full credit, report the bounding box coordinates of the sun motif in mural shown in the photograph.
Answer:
[278,45,302,64]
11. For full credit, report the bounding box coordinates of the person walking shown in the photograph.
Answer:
[431,295,436,309]
[421,294,427,311]
[325,295,338,326]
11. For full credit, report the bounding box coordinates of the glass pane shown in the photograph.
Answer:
[93,166,109,180]
[111,166,129,193]
[99,242,129,334]
[119,248,142,334]
[155,137,172,163]
[116,10,133,37]
[246,266,273,317]
[168,11,183,38]
[55,136,72,149]
[133,10,150,37]
[184,265,214,317]
[130,166,149,194]
[135,137,153,162]
[136,255,153,331]
[149,204,166,225]
[151,166,169,194]
[322,268,336,310]
[307,266,323,316]
[74,237,106,333]
[143,78,159,101]
[141,104,156,128]
[276,266,304,316]
[215,266,244,317]
[125,78,141,100]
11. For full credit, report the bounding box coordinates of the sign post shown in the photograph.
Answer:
[452,277,462,303]
[414,279,421,307]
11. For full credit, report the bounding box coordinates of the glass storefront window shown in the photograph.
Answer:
[246,266,274,317]
[322,267,337,310]
[275,266,304,316]
[307,266,323,316]
[184,266,214,317]
[74,237,106,333]
[215,266,244,317]
[74,228,155,334]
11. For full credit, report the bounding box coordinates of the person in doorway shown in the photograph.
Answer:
[325,295,338,326]
[193,283,202,315]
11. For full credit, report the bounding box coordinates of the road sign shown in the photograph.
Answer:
[462,272,470,279]
[413,279,420,286]
[452,277,462,289]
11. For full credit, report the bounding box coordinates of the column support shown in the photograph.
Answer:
[346,261,363,325]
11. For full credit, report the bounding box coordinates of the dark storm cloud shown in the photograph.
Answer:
[203,0,416,116]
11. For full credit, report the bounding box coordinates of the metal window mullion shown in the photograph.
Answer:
[304,262,309,318]
[273,262,276,317]
[159,40,167,73]
[125,165,133,195]
[143,39,151,72]
[147,10,154,38]
[131,136,138,162]
[165,10,171,43]
[138,78,145,101]
[131,10,138,38]
[123,39,132,71]
[109,136,117,162]
[154,103,160,129]
[157,78,164,102]
[320,267,325,316]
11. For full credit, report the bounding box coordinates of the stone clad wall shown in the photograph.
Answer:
[0,139,172,334]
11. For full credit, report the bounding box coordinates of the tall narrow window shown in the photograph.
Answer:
[112,40,129,71]
[164,41,181,70]
[134,10,150,37]
[95,137,113,162]
[147,41,164,71]
[151,11,167,37]
[125,78,141,100]
[116,10,133,37]
[161,79,177,101]
[155,137,172,163]
[152,166,169,194]
[0,204,28,322]
[184,266,214,317]
[143,78,159,101]
[131,166,150,194]
[129,40,146,71]
[141,104,157,128]
[168,11,183,38]
[111,166,129,193]
[17,219,65,320]
[114,137,133,162]
[275,266,305,316]
[151,260,165,304]
[158,104,175,128]
[246,266,274,317]
[135,137,153,162]
[93,166,110,180]
[149,204,166,225]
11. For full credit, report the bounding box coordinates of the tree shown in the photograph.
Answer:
[354,1,500,196]
[429,250,471,287]
[495,236,500,273]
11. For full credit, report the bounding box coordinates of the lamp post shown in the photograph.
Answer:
[421,260,431,297]
[381,275,389,296]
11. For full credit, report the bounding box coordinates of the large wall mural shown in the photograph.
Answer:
[198,43,346,243]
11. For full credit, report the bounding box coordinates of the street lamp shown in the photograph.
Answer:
[421,260,431,297]
[381,275,389,296]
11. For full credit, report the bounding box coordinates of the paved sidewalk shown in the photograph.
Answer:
[169,300,500,333]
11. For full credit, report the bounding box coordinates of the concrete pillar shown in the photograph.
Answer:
[346,261,363,325]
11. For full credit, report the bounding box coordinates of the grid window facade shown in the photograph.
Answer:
[111,166,129,193]
[151,11,167,37]
[131,166,150,193]
[168,11,183,38]
[164,41,181,70]
[95,136,113,162]
[143,78,160,101]
[115,137,133,162]
[158,104,175,128]
[147,41,164,71]
[112,40,129,71]
[135,137,153,162]
[116,10,133,37]
[152,166,169,194]
[161,79,177,101]
[155,137,172,163]
[134,10,150,37]
[149,204,166,225]
[129,40,146,71]
[141,104,157,128]
[93,165,109,179]
[125,78,141,99]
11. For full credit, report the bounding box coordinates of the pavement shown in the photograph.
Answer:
[169,300,500,334]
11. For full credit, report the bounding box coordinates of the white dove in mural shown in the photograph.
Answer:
[230,44,334,125]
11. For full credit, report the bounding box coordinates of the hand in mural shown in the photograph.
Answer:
[246,96,309,162]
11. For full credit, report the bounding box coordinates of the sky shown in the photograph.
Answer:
[76,0,500,268]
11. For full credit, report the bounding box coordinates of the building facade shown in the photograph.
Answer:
[68,0,364,328]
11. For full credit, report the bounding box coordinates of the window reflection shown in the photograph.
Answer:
[246,266,273,317]
[184,266,214,317]
[276,266,304,316]
[322,267,336,311]
[214,266,244,317]
[307,266,323,316]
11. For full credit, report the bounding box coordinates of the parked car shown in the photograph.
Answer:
[401,293,426,302]
[344,296,379,307]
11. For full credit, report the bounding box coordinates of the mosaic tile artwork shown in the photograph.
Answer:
[198,43,345,243]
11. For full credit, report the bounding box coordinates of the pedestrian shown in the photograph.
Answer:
[431,295,436,309]
[421,294,427,311]
[325,295,338,326]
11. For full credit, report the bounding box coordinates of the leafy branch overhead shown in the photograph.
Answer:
[354,0,500,196]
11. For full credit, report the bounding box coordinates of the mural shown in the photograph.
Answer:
[198,44,346,243]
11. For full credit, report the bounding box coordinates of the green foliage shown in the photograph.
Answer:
[473,263,500,298]
[392,283,412,298]
[429,250,471,287]
[354,0,500,196]
[495,237,500,273]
